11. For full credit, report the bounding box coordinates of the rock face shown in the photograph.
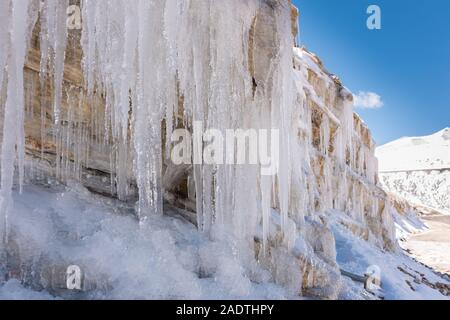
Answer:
[21,14,123,198]
[2,1,397,299]
[294,47,396,247]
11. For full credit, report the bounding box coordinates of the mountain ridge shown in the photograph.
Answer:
[376,128,450,172]
[377,128,450,214]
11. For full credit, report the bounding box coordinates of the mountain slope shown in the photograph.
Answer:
[376,128,450,214]
[376,128,450,172]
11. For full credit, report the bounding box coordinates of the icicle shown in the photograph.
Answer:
[80,0,97,96]
[39,0,68,125]
[177,0,211,231]
[320,116,330,156]
[163,0,180,161]
[10,0,304,252]
[323,157,333,211]
[52,0,68,126]
[0,0,36,242]
[273,2,295,239]
[0,0,11,90]
[260,175,271,253]
[343,98,354,160]
[133,0,166,220]
[340,168,349,211]
[39,0,69,181]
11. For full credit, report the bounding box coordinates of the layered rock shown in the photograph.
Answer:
[21,13,129,198]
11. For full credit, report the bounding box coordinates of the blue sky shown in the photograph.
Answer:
[292,0,450,145]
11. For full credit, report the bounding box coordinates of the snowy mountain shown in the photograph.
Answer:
[376,128,450,214]
[376,128,450,172]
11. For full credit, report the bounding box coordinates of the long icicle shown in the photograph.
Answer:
[0,0,35,242]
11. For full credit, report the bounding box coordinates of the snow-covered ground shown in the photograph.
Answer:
[376,128,450,287]
[0,183,292,300]
[0,184,448,300]
[331,211,449,300]
[0,279,57,300]
[402,215,450,276]
[333,215,449,300]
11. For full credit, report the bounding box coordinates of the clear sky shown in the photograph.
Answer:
[292,0,450,145]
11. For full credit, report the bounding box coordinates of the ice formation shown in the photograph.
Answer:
[0,0,38,241]
[0,0,302,249]
[0,0,413,298]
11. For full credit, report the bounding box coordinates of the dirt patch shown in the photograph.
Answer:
[404,215,450,276]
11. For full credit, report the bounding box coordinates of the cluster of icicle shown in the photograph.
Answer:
[0,0,301,251]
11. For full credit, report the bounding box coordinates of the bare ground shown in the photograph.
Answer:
[404,215,450,276]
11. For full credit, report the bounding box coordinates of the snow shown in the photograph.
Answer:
[393,208,428,242]
[377,128,450,214]
[0,184,447,300]
[376,129,450,282]
[331,213,449,300]
[0,279,57,300]
[380,171,450,214]
[0,183,293,300]
[376,128,450,172]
